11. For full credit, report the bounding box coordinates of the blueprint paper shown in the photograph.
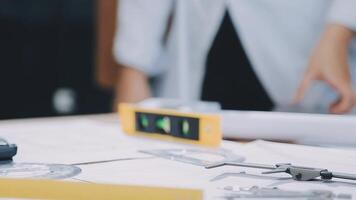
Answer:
[0,115,184,164]
[0,114,356,199]
[222,110,356,146]
[76,139,356,199]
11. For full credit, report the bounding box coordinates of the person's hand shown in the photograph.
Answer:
[113,66,151,111]
[294,24,355,114]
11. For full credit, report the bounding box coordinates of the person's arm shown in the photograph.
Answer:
[294,1,356,114]
[115,66,151,103]
[113,0,173,105]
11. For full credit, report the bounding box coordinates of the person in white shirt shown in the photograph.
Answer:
[113,0,356,114]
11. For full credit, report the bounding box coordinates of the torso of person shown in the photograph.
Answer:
[118,0,356,113]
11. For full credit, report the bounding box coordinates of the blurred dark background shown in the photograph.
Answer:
[0,0,119,119]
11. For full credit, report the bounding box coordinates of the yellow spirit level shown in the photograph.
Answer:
[119,99,222,147]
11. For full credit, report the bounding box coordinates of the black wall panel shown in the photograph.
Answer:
[0,0,112,119]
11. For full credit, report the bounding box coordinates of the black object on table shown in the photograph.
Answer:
[0,138,17,162]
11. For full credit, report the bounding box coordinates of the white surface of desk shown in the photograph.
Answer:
[0,114,356,199]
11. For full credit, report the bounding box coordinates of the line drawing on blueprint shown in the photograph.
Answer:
[215,186,352,200]
[139,148,245,166]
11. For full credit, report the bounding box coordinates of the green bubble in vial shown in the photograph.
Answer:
[182,120,190,136]
[140,115,149,128]
[156,117,171,133]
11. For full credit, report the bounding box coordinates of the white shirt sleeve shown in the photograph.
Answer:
[328,0,356,31]
[113,0,173,76]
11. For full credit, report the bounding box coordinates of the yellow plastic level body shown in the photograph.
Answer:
[0,178,203,200]
[119,103,222,147]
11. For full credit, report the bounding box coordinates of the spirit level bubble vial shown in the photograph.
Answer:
[118,101,221,147]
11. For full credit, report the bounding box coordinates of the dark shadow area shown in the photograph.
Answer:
[0,0,113,119]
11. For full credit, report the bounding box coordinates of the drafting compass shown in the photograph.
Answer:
[206,162,356,182]
[0,138,17,163]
